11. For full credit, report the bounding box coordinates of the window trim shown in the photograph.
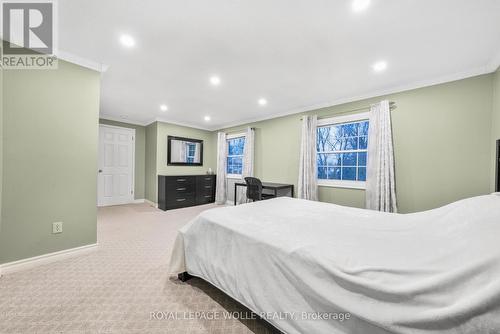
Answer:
[318,179,367,190]
[317,112,369,126]
[317,112,369,190]
[227,132,245,140]
[226,133,245,179]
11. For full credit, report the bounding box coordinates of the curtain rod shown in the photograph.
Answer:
[300,101,396,120]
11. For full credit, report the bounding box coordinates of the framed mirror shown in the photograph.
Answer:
[167,136,204,166]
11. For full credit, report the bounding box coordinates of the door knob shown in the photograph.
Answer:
[98,169,103,173]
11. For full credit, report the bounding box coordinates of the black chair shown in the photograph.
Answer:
[244,177,275,202]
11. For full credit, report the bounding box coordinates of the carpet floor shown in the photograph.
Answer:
[0,203,279,334]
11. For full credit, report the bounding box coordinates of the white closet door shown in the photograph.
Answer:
[97,125,135,206]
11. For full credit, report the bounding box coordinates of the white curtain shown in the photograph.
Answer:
[179,142,188,161]
[366,100,397,212]
[237,127,255,204]
[193,143,201,162]
[170,140,185,162]
[298,115,318,201]
[215,132,227,204]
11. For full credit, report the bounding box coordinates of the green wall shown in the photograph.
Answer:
[144,121,216,203]
[0,60,101,264]
[145,122,158,202]
[156,122,216,176]
[99,119,146,200]
[0,67,3,237]
[491,68,500,192]
[219,74,494,213]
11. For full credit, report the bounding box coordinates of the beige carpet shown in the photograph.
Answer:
[0,203,279,334]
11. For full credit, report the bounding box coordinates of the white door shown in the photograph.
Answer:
[98,125,135,206]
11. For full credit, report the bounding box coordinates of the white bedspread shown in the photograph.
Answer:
[169,195,500,334]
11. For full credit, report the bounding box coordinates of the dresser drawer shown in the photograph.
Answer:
[195,175,215,205]
[196,193,214,205]
[198,183,214,192]
[166,193,195,209]
[196,175,216,192]
[166,176,196,188]
[198,175,215,184]
[168,184,195,194]
[158,175,216,210]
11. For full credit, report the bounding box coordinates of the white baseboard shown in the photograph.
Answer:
[0,243,98,276]
[144,199,158,208]
[98,198,144,207]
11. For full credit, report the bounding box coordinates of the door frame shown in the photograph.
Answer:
[98,124,136,207]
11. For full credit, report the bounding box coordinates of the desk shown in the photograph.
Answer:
[234,182,294,205]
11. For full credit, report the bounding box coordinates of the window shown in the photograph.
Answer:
[227,135,245,177]
[186,143,196,163]
[316,113,369,189]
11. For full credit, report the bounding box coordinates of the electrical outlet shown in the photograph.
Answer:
[52,222,63,234]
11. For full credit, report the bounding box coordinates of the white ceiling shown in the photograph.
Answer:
[58,0,500,130]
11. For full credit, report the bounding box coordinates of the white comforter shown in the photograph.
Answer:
[169,195,500,334]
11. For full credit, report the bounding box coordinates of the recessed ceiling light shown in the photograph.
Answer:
[258,98,268,106]
[372,61,388,72]
[160,104,168,112]
[204,116,211,122]
[352,0,371,12]
[210,76,221,86]
[119,34,135,48]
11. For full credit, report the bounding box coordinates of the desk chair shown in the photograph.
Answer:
[244,177,275,202]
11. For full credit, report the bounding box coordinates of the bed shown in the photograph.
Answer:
[169,194,500,334]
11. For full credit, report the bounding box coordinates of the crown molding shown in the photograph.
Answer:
[100,62,498,132]
[212,64,494,131]
[56,50,108,72]
[0,37,107,72]
[99,115,214,131]
[99,114,149,126]
[486,47,500,73]
[151,117,213,131]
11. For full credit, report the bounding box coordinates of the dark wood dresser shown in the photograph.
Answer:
[158,175,216,211]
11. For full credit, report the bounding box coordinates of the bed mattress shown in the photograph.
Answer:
[170,195,500,333]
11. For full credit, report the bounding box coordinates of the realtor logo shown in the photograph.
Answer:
[1,0,58,69]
